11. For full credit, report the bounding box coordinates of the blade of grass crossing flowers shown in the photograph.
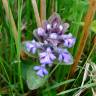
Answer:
[31,0,41,27]
[40,0,46,24]
[51,0,57,13]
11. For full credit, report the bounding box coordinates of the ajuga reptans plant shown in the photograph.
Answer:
[23,13,76,77]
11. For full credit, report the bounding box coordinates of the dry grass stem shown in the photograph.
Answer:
[31,0,41,27]
[40,0,46,24]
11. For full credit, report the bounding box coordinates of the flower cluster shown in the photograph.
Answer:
[25,13,76,77]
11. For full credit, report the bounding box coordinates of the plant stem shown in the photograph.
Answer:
[48,64,60,79]
[17,0,24,93]
[31,0,41,27]
[51,0,57,13]
[40,0,46,24]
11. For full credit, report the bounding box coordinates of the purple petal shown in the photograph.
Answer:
[59,25,63,31]
[61,34,69,39]
[46,47,52,53]
[64,40,69,47]
[39,47,55,65]
[58,54,63,62]
[58,48,73,64]
[43,69,48,75]
[31,40,36,43]
[47,39,59,46]
[36,42,42,48]
[68,38,76,48]
[40,56,52,64]
[26,43,33,52]
[25,40,37,54]
[49,33,58,39]
[33,66,41,70]
[64,38,76,48]
[63,54,73,64]
[39,52,47,58]
[37,70,44,77]
[47,24,51,30]
[62,33,76,48]
[57,48,64,54]
[50,53,56,60]
[37,28,46,36]
[31,47,36,54]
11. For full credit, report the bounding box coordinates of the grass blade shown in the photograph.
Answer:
[31,0,41,27]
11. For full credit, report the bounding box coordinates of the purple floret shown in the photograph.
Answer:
[39,47,56,66]
[37,27,46,36]
[62,33,76,48]
[33,65,48,77]
[26,40,37,54]
[58,48,73,64]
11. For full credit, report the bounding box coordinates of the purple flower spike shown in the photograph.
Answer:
[39,48,56,66]
[58,48,73,64]
[33,65,48,77]
[62,33,76,48]
[23,13,76,77]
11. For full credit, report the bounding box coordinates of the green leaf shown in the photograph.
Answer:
[91,20,96,33]
[44,79,75,92]
[26,65,48,90]
[57,82,96,95]
[57,87,79,95]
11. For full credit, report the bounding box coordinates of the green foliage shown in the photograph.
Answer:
[0,0,96,95]
[91,20,96,33]
[44,79,75,92]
